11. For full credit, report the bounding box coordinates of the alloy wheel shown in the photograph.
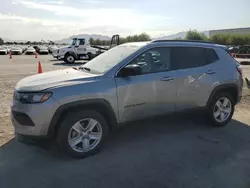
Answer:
[213,97,232,123]
[68,118,102,153]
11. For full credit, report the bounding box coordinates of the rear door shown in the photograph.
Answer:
[171,46,220,110]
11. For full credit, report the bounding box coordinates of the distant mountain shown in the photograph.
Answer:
[155,30,209,40]
[55,34,111,44]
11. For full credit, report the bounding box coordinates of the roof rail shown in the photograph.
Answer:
[152,40,214,44]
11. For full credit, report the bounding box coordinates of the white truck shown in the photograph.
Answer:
[52,35,119,64]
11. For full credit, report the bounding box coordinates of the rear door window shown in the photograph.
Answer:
[171,47,219,70]
[171,47,207,70]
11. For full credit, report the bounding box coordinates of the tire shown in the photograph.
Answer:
[87,53,94,60]
[64,54,75,64]
[56,110,109,158]
[207,92,235,127]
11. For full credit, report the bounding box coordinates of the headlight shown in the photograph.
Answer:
[16,92,52,103]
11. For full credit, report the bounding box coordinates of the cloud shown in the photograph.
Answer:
[43,0,64,4]
[12,0,170,27]
[2,1,172,40]
[81,0,103,3]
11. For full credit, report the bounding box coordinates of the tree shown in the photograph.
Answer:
[0,38,4,45]
[185,30,208,41]
[25,41,31,45]
[210,34,230,45]
[89,37,94,45]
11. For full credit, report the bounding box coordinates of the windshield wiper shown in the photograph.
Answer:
[78,66,91,72]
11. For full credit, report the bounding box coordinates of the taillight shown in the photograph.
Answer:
[237,65,243,76]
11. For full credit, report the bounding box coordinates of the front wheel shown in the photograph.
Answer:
[64,54,75,64]
[207,92,235,127]
[57,110,109,158]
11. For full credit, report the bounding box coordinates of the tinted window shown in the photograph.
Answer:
[205,48,218,64]
[171,47,207,70]
[128,47,171,74]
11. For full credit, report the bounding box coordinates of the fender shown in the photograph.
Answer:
[206,83,239,107]
[48,99,118,136]
[65,51,77,58]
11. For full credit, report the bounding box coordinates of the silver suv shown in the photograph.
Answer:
[11,40,243,157]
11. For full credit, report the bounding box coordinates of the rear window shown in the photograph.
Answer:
[205,48,219,64]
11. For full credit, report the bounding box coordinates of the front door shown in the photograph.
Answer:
[115,47,177,123]
[75,39,86,57]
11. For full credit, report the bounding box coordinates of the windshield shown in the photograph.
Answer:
[70,38,77,46]
[82,44,143,74]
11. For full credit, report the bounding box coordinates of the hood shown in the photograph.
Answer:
[58,45,71,50]
[15,68,98,92]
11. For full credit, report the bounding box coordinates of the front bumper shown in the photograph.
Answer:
[0,51,7,55]
[25,51,35,55]
[11,51,22,55]
[11,97,59,136]
[39,51,49,54]
[52,53,64,59]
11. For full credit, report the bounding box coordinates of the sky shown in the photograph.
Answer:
[0,0,249,41]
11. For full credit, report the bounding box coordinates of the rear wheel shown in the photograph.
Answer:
[87,53,94,60]
[57,110,109,158]
[207,92,234,127]
[64,54,75,64]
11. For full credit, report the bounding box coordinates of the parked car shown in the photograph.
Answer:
[10,46,22,55]
[4,46,11,54]
[11,40,243,158]
[0,46,8,55]
[25,47,36,55]
[37,46,49,55]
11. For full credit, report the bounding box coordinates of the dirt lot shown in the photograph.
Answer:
[0,55,250,188]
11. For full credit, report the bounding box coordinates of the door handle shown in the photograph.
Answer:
[205,70,216,74]
[160,77,175,81]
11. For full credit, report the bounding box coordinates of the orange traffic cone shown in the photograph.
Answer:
[38,61,43,74]
[35,52,38,58]
[9,51,12,59]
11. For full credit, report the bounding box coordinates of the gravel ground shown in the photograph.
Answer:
[0,55,250,188]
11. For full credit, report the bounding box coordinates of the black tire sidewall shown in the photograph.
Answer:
[64,54,75,64]
[57,110,109,158]
[208,92,235,127]
[87,53,93,60]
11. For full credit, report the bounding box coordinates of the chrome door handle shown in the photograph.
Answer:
[205,70,216,74]
[160,77,175,81]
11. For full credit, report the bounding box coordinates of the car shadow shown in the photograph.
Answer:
[49,59,62,61]
[53,62,87,66]
[1,112,250,188]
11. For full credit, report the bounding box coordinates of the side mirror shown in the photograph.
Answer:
[118,64,141,77]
